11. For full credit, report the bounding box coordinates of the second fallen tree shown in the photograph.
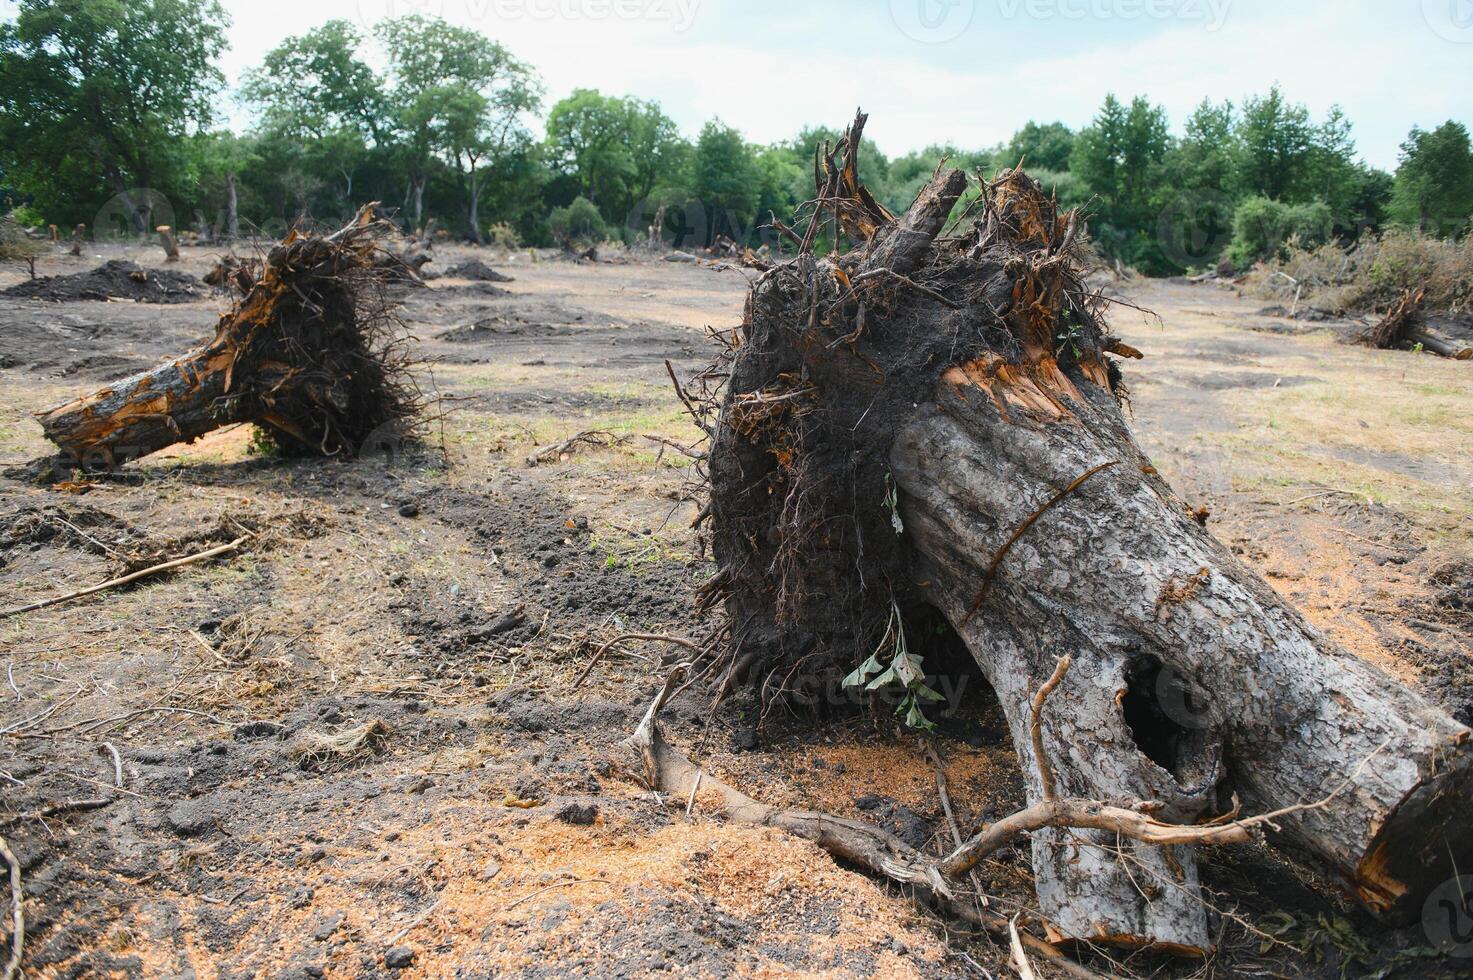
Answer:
[698,113,1473,952]
[37,206,422,468]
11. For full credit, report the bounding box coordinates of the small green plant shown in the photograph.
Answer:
[883,472,903,534]
[843,601,945,731]
[244,425,279,457]
[1054,311,1084,360]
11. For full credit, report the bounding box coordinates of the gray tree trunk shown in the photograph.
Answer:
[225,173,240,241]
[888,363,1473,948]
[704,125,1473,952]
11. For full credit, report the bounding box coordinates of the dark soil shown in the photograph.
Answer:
[2,260,202,303]
[443,259,514,283]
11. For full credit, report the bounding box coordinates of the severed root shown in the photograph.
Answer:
[630,665,1348,968]
[525,430,630,467]
[627,670,1112,979]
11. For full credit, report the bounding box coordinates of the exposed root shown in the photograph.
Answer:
[288,719,390,772]
[525,430,629,467]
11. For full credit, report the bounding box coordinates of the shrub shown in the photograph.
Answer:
[485,222,521,250]
[547,196,607,248]
[1246,228,1473,314]
[0,212,45,276]
[1227,196,1333,267]
[10,205,44,229]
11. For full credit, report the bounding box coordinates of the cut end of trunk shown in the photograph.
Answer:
[1353,739,1473,921]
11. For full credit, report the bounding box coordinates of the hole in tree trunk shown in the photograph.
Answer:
[1121,653,1202,781]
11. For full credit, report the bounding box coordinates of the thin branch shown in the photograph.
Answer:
[1029,656,1072,801]
[0,536,251,618]
[961,462,1119,626]
[0,835,20,980]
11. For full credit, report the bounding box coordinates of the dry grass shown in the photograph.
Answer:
[1247,229,1473,314]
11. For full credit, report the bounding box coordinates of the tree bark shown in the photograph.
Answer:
[69,224,84,257]
[888,375,1473,947]
[225,173,240,241]
[703,113,1473,953]
[410,173,427,232]
[156,225,180,262]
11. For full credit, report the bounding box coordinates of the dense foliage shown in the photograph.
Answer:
[2,1,1470,273]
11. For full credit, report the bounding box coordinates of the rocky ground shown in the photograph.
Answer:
[0,239,1470,978]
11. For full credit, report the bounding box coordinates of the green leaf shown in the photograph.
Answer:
[843,651,886,689]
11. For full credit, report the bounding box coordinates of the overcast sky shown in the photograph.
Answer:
[39,0,1473,169]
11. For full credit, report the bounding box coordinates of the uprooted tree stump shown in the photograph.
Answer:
[38,206,422,469]
[700,112,1473,953]
[1355,286,1471,359]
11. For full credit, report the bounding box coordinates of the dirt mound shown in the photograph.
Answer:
[443,259,514,282]
[2,260,202,303]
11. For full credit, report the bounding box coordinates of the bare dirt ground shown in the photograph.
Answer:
[0,240,1470,979]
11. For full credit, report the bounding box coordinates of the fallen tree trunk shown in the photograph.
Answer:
[1354,286,1471,358]
[702,112,1473,953]
[37,206,422,469]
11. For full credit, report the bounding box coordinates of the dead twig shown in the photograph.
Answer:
[506,879,610,909]
[2,797,113,826]
[99,742,123,789]
[0,834,20,980]
[0,535,251,617]
[1008,915,1037,980]
[853,267,963,309]
[571,633,704,690]
[1029,656,1072,801]
[525,430,628,466]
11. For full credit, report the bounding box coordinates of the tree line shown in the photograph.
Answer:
[2,0,1471,274]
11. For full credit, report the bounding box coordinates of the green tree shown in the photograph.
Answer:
[544,89,636,216]
[692,119,759,245]
[544,90,688,231]
[1235,85,1314,201]
[239,20,386,144]
[375,15,539,231]
[0,0,229,230]
[1004,121,1075,172]
[1391,121,1473,235]
[1071,94,1169,267]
